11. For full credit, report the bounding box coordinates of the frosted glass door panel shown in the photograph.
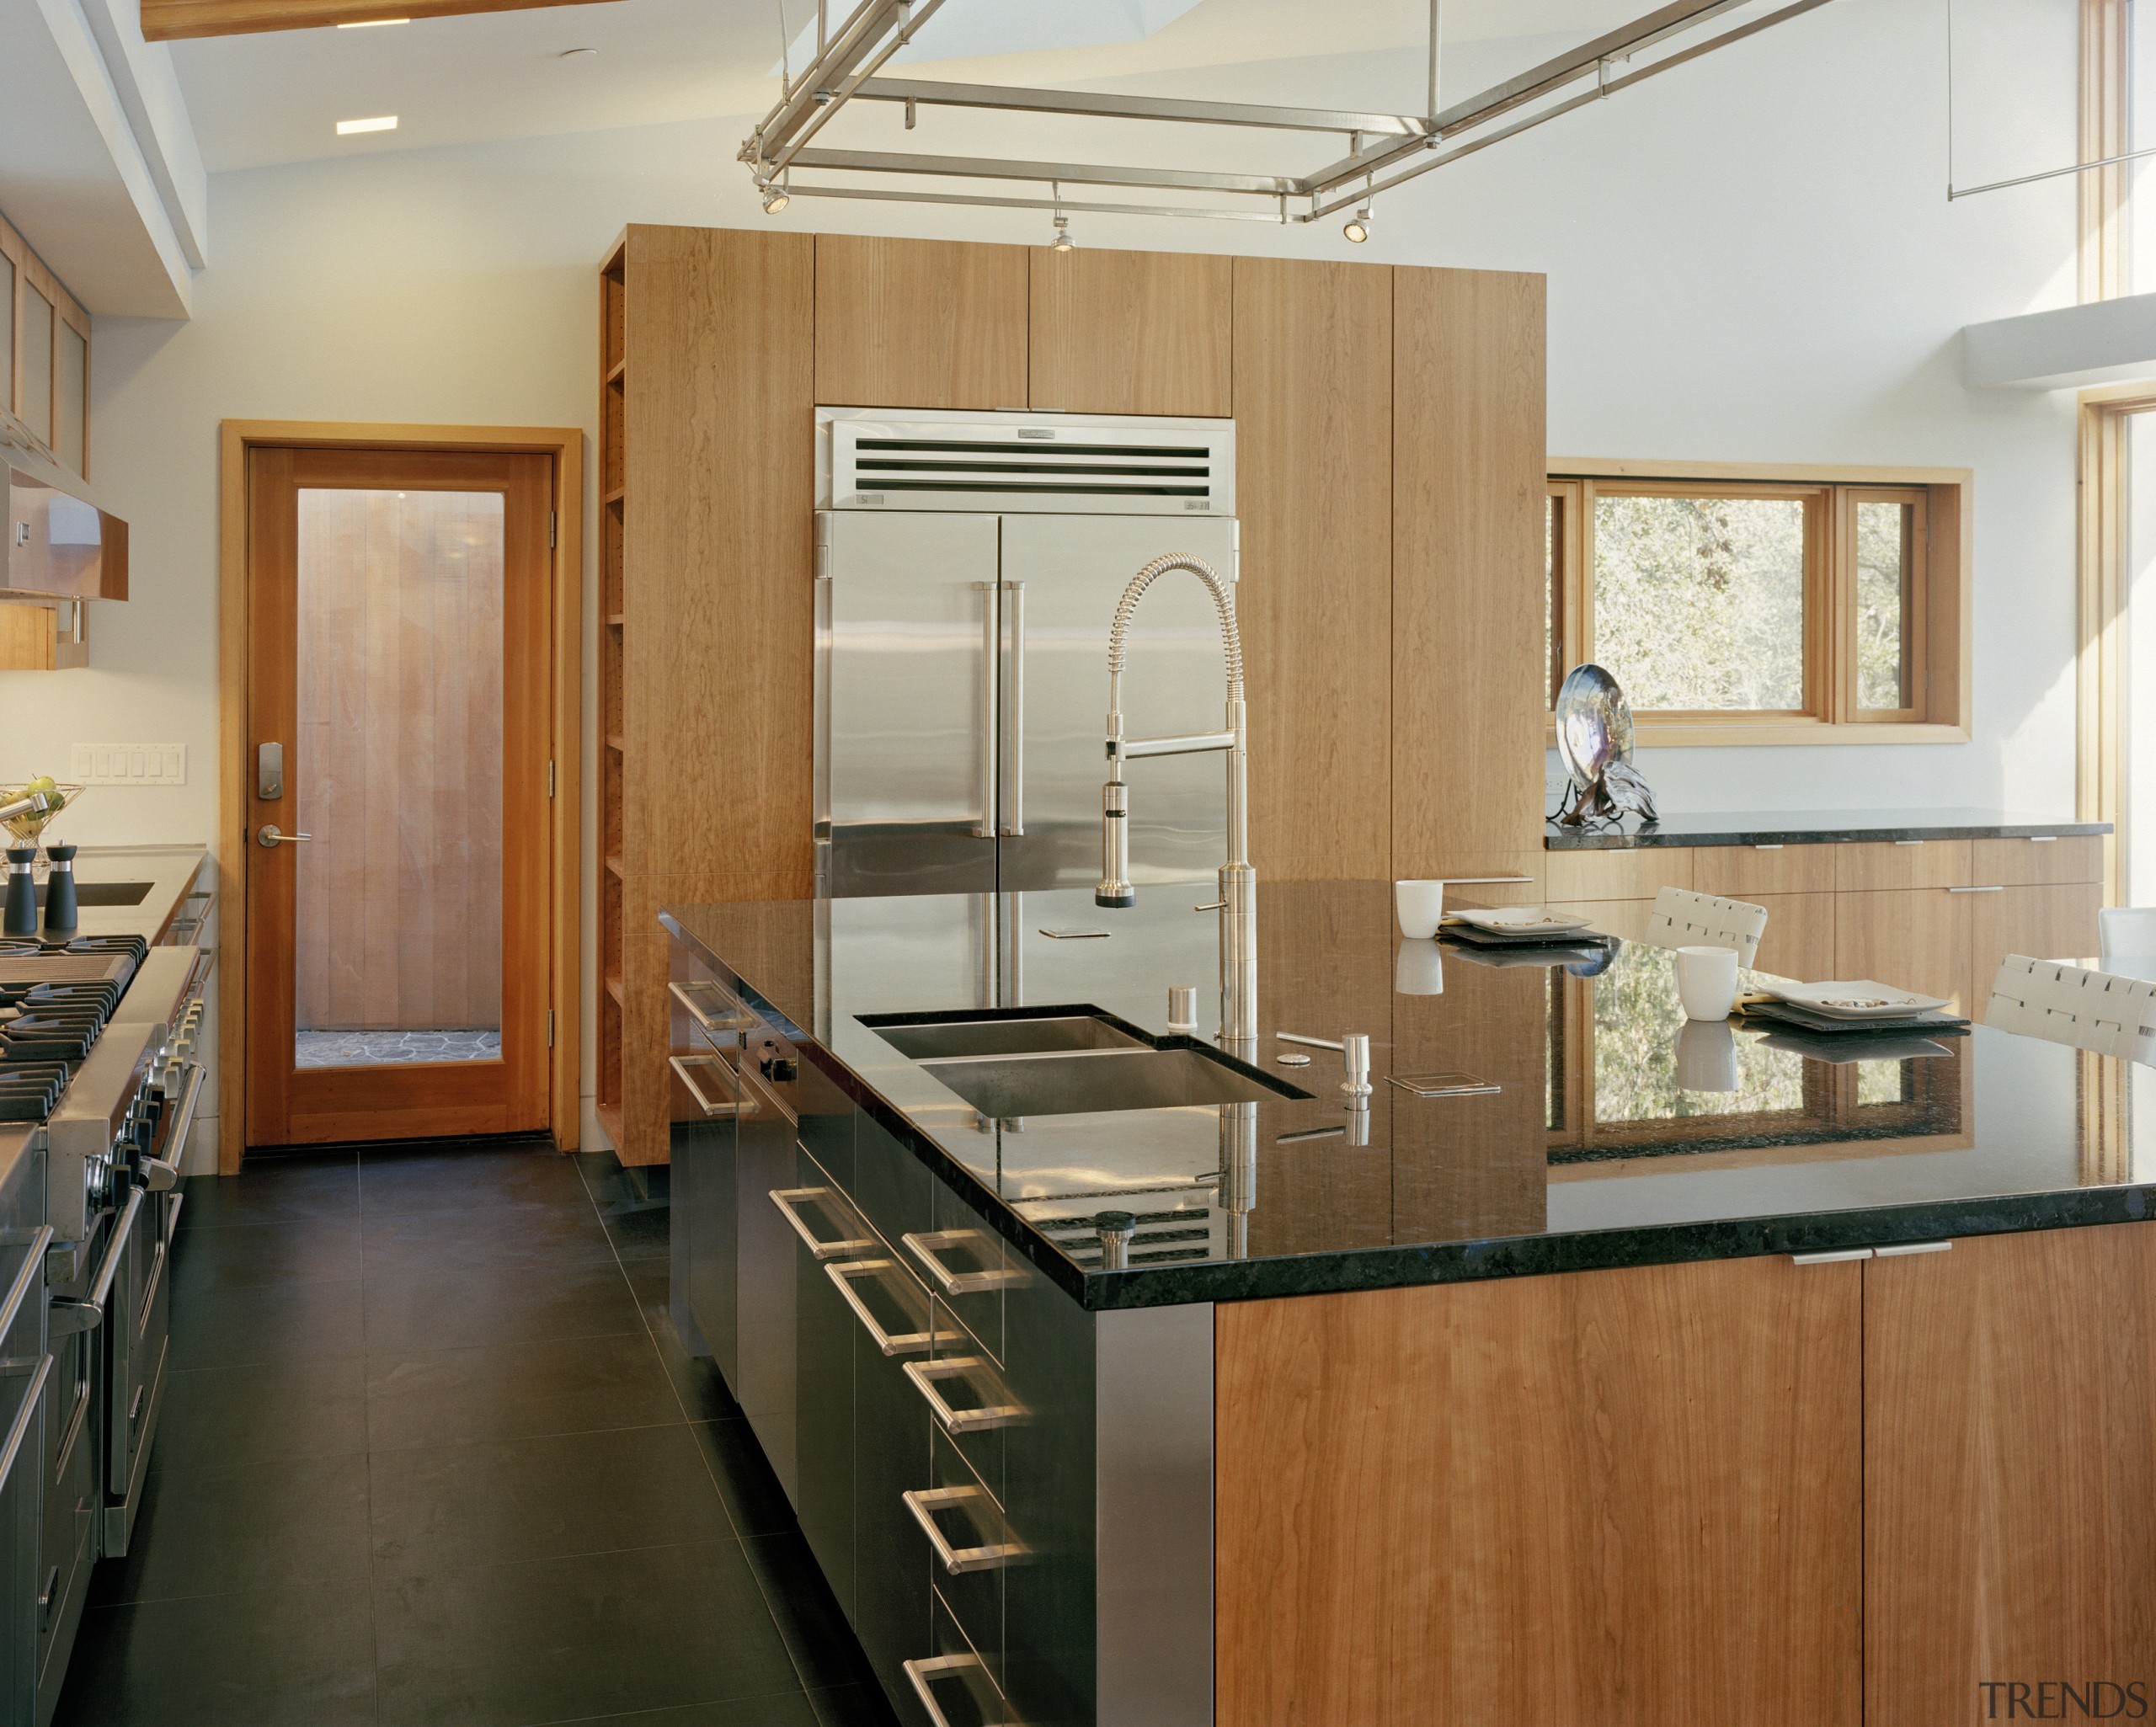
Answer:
[20,285,51,446]
[57,323,85,476]
[291,488,505,1069]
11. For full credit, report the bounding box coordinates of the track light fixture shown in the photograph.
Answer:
[1049,179,1075,251]
[1342,205,1370,243]
[761,179,791,215]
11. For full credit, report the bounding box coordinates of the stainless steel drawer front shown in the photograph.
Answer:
[668,978,757,1039]
[903,1229,1024,1296]
[671,1053,760,1121]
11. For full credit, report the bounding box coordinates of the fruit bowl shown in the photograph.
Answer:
[0,781,84,847]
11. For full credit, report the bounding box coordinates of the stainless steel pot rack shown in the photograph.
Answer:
[741,0,1838,228]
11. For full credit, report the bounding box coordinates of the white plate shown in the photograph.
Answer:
[1758,979,1951,1021]
[1449,907,1596,935]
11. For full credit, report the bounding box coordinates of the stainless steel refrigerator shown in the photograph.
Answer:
[813,408,1238,898]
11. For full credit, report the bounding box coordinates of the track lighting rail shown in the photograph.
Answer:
[740,0,1838,233]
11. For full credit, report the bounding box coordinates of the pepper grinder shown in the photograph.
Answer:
[3,850,35,938]
[40,844,77,934]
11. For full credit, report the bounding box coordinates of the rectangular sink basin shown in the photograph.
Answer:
[919,1047,1305,1118]
[35,881,152,908]
[867,1011,1150,1062]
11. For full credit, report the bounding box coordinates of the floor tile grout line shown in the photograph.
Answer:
[356,1149,382,1726]
[518,1684,818,1727]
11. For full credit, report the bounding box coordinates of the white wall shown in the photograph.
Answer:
[0,0,2094,1136]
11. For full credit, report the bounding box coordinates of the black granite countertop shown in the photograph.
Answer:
[1545,808,2110,850]
[660,881,2154,1311]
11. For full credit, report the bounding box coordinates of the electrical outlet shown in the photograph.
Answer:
[70,744,187,786]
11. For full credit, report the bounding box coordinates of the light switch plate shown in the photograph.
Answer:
[70,744,187,786]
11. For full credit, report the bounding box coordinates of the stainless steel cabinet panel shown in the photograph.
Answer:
[915,1322,1020,1513]
[673,1110,736,1393]
[923,1424,1010,1688]
[995,512,1235,893]
[819,511,1002,898]
[794,1145,862,1616]
[851,1258,935,1727]
[906,1180,1019,1365]
[853,1113,934,1266]
[736,1114,802,1507]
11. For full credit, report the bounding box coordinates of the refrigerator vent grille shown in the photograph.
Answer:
[822,412,1233,514]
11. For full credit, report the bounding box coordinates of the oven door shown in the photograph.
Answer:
[0,1214,50,1727]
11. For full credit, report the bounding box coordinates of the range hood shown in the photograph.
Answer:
[3,429,125,602]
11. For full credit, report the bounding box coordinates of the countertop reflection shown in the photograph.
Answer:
[661,882,2156,1309]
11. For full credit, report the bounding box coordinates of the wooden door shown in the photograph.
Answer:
[1835,887,1974,1011]
[1216,1255,1864,1727]
[244,445,552,1145]
[1865,1226,2156,1725]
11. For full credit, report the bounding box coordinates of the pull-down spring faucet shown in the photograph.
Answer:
[1095,553,1257,1053]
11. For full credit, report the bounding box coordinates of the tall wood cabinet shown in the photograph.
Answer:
[599,227,1546,1164]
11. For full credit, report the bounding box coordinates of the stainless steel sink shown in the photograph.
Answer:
[918,1046,1305,1117]
[867,1012,1150,1061]
[34,882,152,908]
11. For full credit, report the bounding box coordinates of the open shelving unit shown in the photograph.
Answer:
[596,239,627,1154]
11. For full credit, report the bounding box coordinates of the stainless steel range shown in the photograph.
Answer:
[0,916,212,1725]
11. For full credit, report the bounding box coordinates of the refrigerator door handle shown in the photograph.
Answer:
[1000,580,1025,836]
[974,580,997,840]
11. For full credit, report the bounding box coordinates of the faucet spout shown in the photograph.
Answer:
[1094,552,1257,1052]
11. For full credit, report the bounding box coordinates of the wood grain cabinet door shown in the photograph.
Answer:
[1968,882,2105,1005]
[1215,1256,1863,1727]
[1835,887,1975,1012]
[1865,1226,2156,1727]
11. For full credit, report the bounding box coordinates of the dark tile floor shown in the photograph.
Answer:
[53,1136,899,1727]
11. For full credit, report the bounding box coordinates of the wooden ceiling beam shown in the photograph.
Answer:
[140,0,624,41]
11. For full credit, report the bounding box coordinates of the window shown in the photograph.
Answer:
[1546,463,1968,743]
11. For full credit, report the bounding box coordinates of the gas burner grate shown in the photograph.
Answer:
[54,934,147,965]
[0,1061,71,1122]
[0,1014,99,1063]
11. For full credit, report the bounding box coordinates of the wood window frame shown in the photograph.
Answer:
[217,419,585,1170]
[1547,457,1972,748]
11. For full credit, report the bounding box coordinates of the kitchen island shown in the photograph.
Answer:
[661,880,2156,1727]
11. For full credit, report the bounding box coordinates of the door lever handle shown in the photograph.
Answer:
[255,825,313,848]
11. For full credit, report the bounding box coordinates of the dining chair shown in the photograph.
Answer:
[2098,905,2156,962]
[1645,885,1769,967]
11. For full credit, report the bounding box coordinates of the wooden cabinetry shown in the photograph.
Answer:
[1865,1225,2156,1725]
[1216,1255,1864,1727]
[604,227,1548,1164]
[1836,889,1974,1010]
[0,208,90,476]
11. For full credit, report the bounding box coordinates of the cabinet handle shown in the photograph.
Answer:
[975,580,997,840]
[904,1355,1029,1433]
[768,1187,873,1261]
[2030,835,2059,843]
[903,1485,1029,1575]
[825,1258,960,1357]
[1790,1248,1871,1265]
[999,581,1024,837]
[1874,1240,1953,1257]
[903,1229,1026,1295]
[904,1654,1017,1727]
[670,1054,759,1120]
[668,979,756,1036]
[1947,885,2004,894]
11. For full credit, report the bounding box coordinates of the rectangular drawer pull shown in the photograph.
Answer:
[1947,884,2004,894]
[1874,1240,1953,1256]
[903,1484,1029,1575]
[670,1054,759,1119]
[667,978,757,1036]
[904,1229,1025,1296]
[2031,834,2059,843]
[1753,843,1785,850]
[904,1654,1019,1727]
[1790,1248,1872,1265]
[768,1187,873,1261]
[905,1356,1028,1432]
[826,1259,961,1357]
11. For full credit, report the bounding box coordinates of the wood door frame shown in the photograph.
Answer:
[2075,381,2156,909]
[218,419,584,1171]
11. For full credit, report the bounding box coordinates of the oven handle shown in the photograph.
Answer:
[51,1190,144,1337]
[145,1061,206,1192]
[0,1228,53,1348]
[0,1357,51,1498]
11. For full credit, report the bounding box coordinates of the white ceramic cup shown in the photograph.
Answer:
[1674,1019,1740,1091]
[1674,944,1740,1021]
[1396,879,1446,940]
[1394,938,1444,995]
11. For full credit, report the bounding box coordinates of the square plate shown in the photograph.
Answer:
[1758,979,1951,1021]
[1449,907,1596,935]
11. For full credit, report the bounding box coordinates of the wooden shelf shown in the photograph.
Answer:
[606,358,626,386]
[604,484,626,507]
[606,614,624,628]
[606,734,625,753]
[594,1099,627,1153]
[604,970,624,1005]
[605,853,625,879]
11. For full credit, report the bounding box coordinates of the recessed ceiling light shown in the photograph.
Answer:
[336,115,398,136]
[336,16,409,24]
[558,47,598,59]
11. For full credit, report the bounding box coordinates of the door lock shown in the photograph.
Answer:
[256,742,283,800]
